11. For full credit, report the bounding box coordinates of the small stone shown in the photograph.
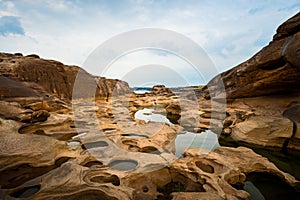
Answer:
[223,127,232,135]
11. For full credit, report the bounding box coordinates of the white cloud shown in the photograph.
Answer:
[0,1,16,17]
[102,49,206,87]
[0,0,299,86]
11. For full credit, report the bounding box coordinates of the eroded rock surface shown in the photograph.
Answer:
[0,93,299,199]
[0,53,131,100]
[204,12,300,99]
[196,12,300,158]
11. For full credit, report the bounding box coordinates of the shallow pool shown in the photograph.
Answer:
[134,108,172,125]
[174,130,219,157]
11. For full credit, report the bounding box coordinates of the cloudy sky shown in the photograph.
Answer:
[0,0,299,86]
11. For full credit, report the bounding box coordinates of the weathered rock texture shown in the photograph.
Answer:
[1,105,299,199]
[204,12,300,99]
[1,84,299,199]
[198,12,300,154]
[0,53,131,100]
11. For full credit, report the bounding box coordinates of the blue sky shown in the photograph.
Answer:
[0,0,299,86]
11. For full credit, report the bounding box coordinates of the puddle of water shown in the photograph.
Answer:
[107,160,138,171]
[134,90,150,94]
[174,130,219,157]
[67,141,81,146]
[10,185,41,198]
[82,141,109,149]
[135,108,172,125]
[122,134,148,139]
[244,181,265,200]
[244,173,300,199]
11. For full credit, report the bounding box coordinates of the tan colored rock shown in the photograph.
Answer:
[30,110,50,123]
[219,95,300,153]
[121,146,300,200]
[172,192,223,200]
[1,95,300,199]
[25,101,51,111]
[196,12,300,155]
[273,12,300,40]
[0,53,132,100]
[203,12,300,100]
[151,85,174,96]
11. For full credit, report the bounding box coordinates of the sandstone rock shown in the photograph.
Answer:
[273,12,300,40]
[26,54,40,58]
[0,118,77,191]
[197,12,300,157]
[30,110,50,123]
[1,96,300,199]
[151,85,174,96]
[282,104,300,154]
[219,96,300,153]
[171,192,223,200]
[122,146,300,200]
[14,53,23,56]
[0,75,39,99]
[24,101,51,111]
[0,53,132,100]
[165,103,181,115]
[222,127,232,135]
[203,12,300,100]
[0,101,25,120]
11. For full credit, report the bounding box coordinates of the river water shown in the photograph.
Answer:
[134,108,219,157]
[134,107,300,199]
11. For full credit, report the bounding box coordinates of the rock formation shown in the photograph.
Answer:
[204,12,300,99]
[1,106,299,199]
[0,53,131,100]
[197,12,300,158]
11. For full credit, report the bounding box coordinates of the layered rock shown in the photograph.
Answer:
[1,105,299,199]
[204,12,300,99]
[1,82,299,199]
[196,12,300,157]
[0,53,131,100]
[151,85,174,96]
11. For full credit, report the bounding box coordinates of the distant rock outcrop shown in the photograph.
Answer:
[151,85,174,96]
[0,53,131,100]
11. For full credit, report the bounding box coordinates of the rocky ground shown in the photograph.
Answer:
[1,89,300,200]
[0,12,300,200]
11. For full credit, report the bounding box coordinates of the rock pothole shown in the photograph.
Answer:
[55,190,118,200]
[0,157,71,189]
[195,160,215,173]
[107,160,138,171]
[82,141,109,149]
[90,175,120,186]
[83,161,103,168]
[9,184,41,198]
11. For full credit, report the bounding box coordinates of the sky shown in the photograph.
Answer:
[0,0,299,87]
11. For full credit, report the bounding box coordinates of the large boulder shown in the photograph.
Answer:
[199,12,300,153]
[203,12,300,100]
[151,85,174,96]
